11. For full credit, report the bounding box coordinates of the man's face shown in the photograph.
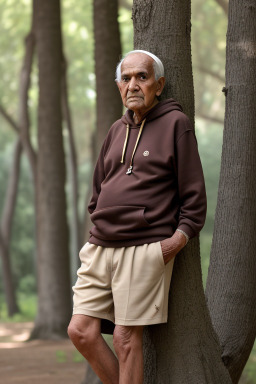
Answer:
[117,53,165,119]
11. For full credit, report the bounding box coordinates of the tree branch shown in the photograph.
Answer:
[118,0,132,10]
[0,105,20,133]
[196,111,224,125]
[215,0,228,15]
[18,31,37,182]
[196,65,225,83]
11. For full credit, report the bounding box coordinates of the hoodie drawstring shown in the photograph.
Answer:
[120,118,146,175]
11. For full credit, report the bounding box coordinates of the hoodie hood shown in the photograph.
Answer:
[121,98,183,127]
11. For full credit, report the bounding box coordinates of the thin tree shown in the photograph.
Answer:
[83,0,122,240]
[133,0,232,382]
[0,15,36,316]
[61,57,81,265]
[206,1,256,382]
[81,0,122,382]
[31,0,71,339]
[0,139,21,316]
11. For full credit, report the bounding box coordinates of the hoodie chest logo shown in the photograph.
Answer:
[143,150,149,157]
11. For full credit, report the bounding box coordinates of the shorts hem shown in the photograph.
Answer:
[115,316,168,326]
[73,308,114,323]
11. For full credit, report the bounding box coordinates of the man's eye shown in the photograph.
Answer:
[122,77,129,82]
[140,75,147,80]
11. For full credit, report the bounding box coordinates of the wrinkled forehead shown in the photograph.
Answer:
[121,53,154,75]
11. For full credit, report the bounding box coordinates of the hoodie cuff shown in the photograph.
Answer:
[177,223,195,239]
[176,229,189,244]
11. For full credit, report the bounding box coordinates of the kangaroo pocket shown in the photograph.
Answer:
[90,205,150,241]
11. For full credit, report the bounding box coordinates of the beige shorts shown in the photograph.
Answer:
[72,241,174,326]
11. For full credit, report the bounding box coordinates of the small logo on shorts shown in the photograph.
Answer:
[143,150,149,156]
[155,305,160,311]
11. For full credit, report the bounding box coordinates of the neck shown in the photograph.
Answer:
[132,100,159,124]
[133,113,143,124]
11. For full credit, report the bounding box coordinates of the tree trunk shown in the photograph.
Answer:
[31,0,71,339]
[0,9,37,316]
[61,57,81,271]
[206,2,256,383]
[81,0,123,381]
[93,0,123,155]
[0,139,22,316]
[133,1,232,382]
[83,0,122,241]
[19,31,37,184]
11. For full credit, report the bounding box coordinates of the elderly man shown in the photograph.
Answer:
[68,50,207,384]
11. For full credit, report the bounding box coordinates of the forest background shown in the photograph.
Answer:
[0,0,255,382]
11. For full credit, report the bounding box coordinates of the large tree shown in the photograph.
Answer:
[206,1,256,382]
[133,0,232,382]
[31,0,72,339]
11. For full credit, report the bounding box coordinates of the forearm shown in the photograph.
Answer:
[160,230,188,264]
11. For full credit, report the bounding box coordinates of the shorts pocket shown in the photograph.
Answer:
[156,241,165,268]
[149,241,165,269]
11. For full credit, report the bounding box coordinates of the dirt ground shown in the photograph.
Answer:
[0,322,87,384]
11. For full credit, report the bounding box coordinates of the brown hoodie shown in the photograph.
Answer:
[88,98,207,247]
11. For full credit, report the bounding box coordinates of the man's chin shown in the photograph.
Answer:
[126,100,144,110]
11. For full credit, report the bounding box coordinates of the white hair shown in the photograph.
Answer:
[115,50,164,82]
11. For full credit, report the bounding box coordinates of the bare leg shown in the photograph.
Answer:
[68,315,119,384]
[113,325,144,384]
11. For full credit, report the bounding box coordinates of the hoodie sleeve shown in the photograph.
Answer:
[175,117,207,238]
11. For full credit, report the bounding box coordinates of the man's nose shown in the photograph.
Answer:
[128,77,139,91]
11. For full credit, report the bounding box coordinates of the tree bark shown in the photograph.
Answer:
[133,1,232,382]
[83,0,122,241]
[206,1,256,383]
[31,0,72,339]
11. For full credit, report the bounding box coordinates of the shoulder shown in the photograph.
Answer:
[166,109,192,127]
[107,118,124,137]
[157,109,193,142]
[100,118,124,154]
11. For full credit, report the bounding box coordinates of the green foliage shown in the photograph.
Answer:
[18,274,36,295]
[0,293,37,322]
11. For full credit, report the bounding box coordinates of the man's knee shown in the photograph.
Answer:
[68,315,101,353]
[113,325,144,361]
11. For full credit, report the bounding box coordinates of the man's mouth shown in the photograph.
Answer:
[127,95,143,100]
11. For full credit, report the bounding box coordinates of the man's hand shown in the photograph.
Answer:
[160,230,187,265]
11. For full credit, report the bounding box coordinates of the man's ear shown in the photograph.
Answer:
[156,77,165,96]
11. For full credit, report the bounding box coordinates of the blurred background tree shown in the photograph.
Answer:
[0,0,255,382]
